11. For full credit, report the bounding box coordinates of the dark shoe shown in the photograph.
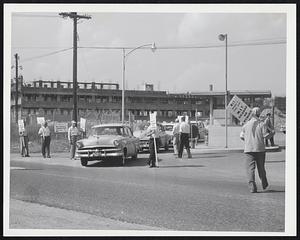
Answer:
[25,155,30,157]
[149,165,153,168]
[47,156,51,158]
[263,184,270,191]
[43,155,46,158]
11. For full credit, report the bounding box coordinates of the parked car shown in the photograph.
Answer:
[280,124,286,134]
[133,123,172,152]
[75,123,140,167]
[161,122,175,148]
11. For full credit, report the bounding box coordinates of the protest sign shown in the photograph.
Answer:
[227,95,252,124]
[18,119,25,132]
[37,117,45,125]
[54,122,68,133]
[149,111,157,128]
[80,118,86,132]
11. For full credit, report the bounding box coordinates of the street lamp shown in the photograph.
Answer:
[218,33,228,148]
[122,42,156,124]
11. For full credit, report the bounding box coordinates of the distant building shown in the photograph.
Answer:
[11,79,272,123]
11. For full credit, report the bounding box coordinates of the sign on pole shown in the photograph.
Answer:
[18,119,25,132]
[227,95,252,125]
[80,117,86,132]
[54,122,68,133]
[37,117,45,125]
[149,111,157,128]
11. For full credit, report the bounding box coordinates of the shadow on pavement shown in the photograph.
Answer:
[257,189,285,193]
[86,157,151,168]
[266,160,285,163]
[158,165,205,168]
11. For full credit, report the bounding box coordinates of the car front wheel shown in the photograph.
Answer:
[81,158,88,167]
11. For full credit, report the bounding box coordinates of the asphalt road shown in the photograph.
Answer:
[9,150,285,232]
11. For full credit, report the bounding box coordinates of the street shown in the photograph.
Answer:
[9,149,285,232]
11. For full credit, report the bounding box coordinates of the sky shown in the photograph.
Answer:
[10,9,287,96]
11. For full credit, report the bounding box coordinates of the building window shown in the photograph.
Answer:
[168,111,173,117]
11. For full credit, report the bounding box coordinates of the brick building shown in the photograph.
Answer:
[11,79,272,124]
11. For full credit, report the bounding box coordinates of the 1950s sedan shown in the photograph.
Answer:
[75,123,140,167]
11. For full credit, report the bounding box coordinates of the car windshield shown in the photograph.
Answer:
[91,126,125,136]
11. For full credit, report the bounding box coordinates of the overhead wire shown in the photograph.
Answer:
[20,48,72,62]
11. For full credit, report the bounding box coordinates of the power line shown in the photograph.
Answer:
[12,13,60,18]
[20,48,73,62]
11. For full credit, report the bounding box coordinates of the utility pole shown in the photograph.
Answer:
[59,12,91,124]
[15,53,19,123]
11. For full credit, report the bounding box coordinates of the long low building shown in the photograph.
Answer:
[11,79,272,123]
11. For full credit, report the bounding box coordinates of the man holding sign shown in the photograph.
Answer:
[19,120,30,157]
[145,112,159,168]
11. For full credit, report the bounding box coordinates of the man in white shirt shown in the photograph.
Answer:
[38,121,51,158]
[172,118,180,155]
[145,123,160,168]
[178,116,192,158]
[68,120,81,160]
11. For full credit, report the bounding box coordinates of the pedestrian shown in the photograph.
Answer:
[240,107,271,193]
[172,118,180,155]
[178,116,192,159]
[19,120,30,157]
[190,123,199,149]
[38,121,51,158]
[145,123,160,168]
[264,113,275,146]
[68,120,81,160]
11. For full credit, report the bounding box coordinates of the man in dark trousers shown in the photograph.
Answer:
[178,116,192,159]
[145,123,160,168]
[264,113,275,146]
[240,107,271,193]
[38,121,51,158]
[19,120,30,157]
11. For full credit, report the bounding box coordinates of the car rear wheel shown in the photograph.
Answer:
[81,158,88,167]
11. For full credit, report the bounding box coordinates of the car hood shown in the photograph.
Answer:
[77,135,124,148]
[133,130,149,141]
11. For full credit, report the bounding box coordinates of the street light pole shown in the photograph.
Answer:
[121,43,156,124]
[218,33,228,148]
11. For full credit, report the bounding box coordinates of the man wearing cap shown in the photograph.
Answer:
[38,121,51,158]
[68,120,81,160]
[240,107,271,193]
[172,118,180,155]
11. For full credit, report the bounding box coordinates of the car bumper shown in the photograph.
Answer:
[76,148,123,159]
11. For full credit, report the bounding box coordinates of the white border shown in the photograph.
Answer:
[3,3,296,237]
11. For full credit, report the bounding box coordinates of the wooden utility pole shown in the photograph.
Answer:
[59,12,91,124]
[15,53,19,123]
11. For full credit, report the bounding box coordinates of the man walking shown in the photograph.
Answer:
[172,118,180,155]
[68,120,81,160]
[240,107,270,193]
[38,121,51,158]
[264,113,275,146]
[178,116,192,159]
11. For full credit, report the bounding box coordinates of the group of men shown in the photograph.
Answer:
[19,120,82,160]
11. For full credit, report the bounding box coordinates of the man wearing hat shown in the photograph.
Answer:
[240,107,271,193]
[38,121,51,158]
[68,120,81,160]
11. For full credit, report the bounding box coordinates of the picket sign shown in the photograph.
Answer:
[80,118,86,132]
[54,122,68,133]
[18,119,25,132]
[227,95,252,125]
[37,117,45,125]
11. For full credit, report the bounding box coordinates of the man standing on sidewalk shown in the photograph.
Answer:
[172,118,180,155]
[240,107,270,193]
[38,121,51,158]
[68,120,81,160]
[178,116,192,159]
[19,120,30,157]
[264,113,275,146]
